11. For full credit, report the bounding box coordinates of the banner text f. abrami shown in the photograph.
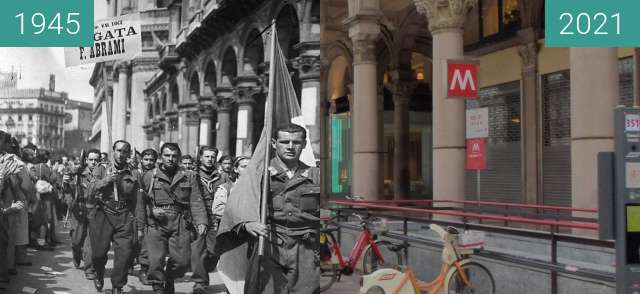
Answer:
[65,14,142,67]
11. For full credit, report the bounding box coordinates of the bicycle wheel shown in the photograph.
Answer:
[361,240,403,274]
[444,260,495,294]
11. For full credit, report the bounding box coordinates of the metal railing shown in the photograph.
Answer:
[328,199,614,294]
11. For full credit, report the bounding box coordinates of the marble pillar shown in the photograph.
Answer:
[414,0,477,203]
[345,13,382,200]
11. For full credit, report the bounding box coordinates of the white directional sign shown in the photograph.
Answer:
[466,107,489,139]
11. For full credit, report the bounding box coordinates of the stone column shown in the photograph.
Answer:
[518,41,540,205]
[113,61,129,142]
[570,48,617,222]
[199,101,214,147]
[131,61,156,150]
[414,0,477,203]
[185,108,200,156]
[235,91,255,156]
[293,53,321,159]
[391,77,414,200]
[152,126,161,150]
[178,107,189,150]
[345,13,381,200]
[216,98,233,156]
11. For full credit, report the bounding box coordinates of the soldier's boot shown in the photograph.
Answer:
[139,266,150,285]
[193,283,208,294]
[94,276,104,292]
[71,246,82,269]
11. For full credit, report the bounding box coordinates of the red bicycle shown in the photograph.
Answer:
[320,213,406,292]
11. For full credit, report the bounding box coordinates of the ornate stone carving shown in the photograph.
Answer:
[235,87,261,105]
[114,61,131,75]
[292,55,321,81]
[185,109,200,125]
[217,97,233,112]
[391,82,416,104]
[132,59,160,73]
[413,0,477,33]
[518,42,538,73]
[199,105,215,119]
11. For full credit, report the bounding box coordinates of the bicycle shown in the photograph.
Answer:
[320,213,406,292]
[359,224,495,294]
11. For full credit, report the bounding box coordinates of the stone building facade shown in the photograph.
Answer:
[143,0,320,158]
[321,0,636,218]
[89,0,172,152]
[63,100,93,156]
[0,74,67,150]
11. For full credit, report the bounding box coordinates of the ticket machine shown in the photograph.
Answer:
[600,106,640,293]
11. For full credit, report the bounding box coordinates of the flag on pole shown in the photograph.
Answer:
[215,20,315,294]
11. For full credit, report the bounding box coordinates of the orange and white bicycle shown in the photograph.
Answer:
[359,224,494,294]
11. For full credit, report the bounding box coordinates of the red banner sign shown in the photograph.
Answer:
[466,138,486,170]
[447,60,478,99]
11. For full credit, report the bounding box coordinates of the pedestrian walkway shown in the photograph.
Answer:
[324,274,360,294]
[1,224,227,294]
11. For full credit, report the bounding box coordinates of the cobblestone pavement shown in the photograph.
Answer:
[1,224,227,294]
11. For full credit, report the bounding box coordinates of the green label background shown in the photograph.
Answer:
[545,0,640,47]
[0,0,93,47]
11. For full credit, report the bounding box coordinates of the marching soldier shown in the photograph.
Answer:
[87,140,143,294]
[70,149,100,280]
[136,148,158,285]
[191,146,227,293]
[242,124,321,294]
[138,143,207,294]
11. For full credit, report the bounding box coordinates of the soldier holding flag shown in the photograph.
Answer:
[216,21,319,294]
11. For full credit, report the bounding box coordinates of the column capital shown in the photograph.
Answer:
[185,109,200,125]
[391,82,416,104]
[235,87,261,105]
[199,105,215,119]
[217,97,234,112]
[114,61,131,75]
[413,0,477,34]
[518,42,538,73]
[292,55,321,81]
[344,14,380,64]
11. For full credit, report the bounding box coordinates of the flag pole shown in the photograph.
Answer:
[258,19,277,257]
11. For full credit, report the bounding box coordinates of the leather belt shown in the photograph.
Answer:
[156,204,185,213]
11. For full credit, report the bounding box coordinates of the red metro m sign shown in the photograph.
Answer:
[446,60,478,99]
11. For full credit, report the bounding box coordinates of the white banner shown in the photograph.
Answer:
[466,107,489,139]
[64,13,142,67]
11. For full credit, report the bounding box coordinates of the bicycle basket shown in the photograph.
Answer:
[455,230,485,250]
[369,218,389,233]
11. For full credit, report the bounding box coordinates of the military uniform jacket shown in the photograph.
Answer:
[88,163,144,226]
[197,166,227,222]
[268,157,321,236]
[78,166,97,204]
[138,167,208,227]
